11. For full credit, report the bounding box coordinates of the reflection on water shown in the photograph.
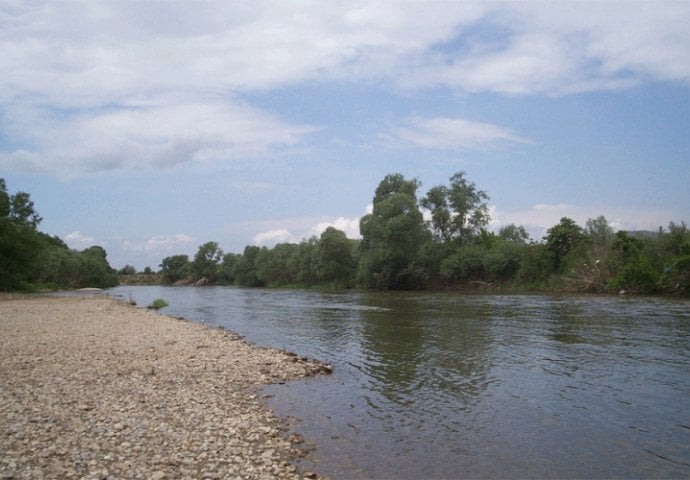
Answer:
[108,286,690,479]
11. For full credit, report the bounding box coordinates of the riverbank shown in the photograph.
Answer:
[0,295,329,479]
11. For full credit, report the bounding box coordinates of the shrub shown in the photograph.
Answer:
[147,298,168,310]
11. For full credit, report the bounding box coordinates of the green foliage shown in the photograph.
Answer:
[191,241,223,282]
[130,173,688,297]
[421,171,490,244]
[159,254,190,284]
[255,243,300,286]
[586,216,614,247]
[0,179,118,291]
[545,217,588,273]
[316,227,354,287]
[358,173,430,289]
[664,254,690,294]
[119,265,137,275]
[219,253,239,284]
[147,298,169,309]
[498,224,530,244]
[233,245,263,287]
[608,256,660,294]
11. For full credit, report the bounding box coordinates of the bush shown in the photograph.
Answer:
[608,256,660,294]
[147,298,169,310]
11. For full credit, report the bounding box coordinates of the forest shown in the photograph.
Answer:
[2,174,689,295]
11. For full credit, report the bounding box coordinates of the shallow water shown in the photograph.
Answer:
[109,286,690,479]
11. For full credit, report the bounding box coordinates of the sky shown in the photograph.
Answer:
[1,1,689,270]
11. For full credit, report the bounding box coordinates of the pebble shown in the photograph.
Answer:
[0,297,329,480]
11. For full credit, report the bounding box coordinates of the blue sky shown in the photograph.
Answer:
[1,1,689,270]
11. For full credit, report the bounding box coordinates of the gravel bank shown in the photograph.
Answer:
[0,296,329,480]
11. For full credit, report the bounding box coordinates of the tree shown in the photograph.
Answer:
[0,179,43,290]
[77,246,118,288]
[498,224,530,244]
[358,173,429,289]
[233,245,263,287]
[421,171,490,244]
[119,265,137,275]
[191,241,223,282]
[316,227,354,287]
[586,216,614,247]
[219,253,239,284]
[160,254,190,284]
[9,191,42,228]
[544,217,587,272]
[255,243,300,286]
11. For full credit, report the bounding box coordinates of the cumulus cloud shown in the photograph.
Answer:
[384,116,531,150]
[64,230,98,249]
[1,1,689,176]
[491,203,679,241]
[310,216,361,239]
[252,229,296,246]
[248,204,370,248]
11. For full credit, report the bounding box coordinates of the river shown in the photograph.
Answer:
[107,286,690,479]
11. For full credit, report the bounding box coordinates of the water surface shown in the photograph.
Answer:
[109,286,690,479]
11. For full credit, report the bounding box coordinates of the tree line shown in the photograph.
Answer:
[158,172,689,296]
[0,179,118,291]
[2,174,687,295]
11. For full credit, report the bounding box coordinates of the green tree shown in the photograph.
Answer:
[77,246,118,288]
[255,243,300,286]
[119,265,137,275]
[421,171,490,244]
[9,191,42,228]
[358,173,429,289]
[219,253,239,284]
[191,241,223,282]
[586,216,614,247]
[316,227,354,287]
[295,237,319,285]
[0,179,43,290]
[544,217,587,273]
[160,254,190,284]
[498,224,530,244]
[233,245,263,287]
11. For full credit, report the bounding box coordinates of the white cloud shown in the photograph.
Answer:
[385,116,531,150]
[310,216,362,239]
[491,203,680,241]
[252,229,296,247]
[1,1,689,177]
[248,204,370,248]
[64,230,98,249]
[0,101,315,176]
[143,234,196,252]
[407,2,690,95]
[120,233,196,256]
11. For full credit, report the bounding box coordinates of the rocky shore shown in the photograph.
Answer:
[0,296,329,480]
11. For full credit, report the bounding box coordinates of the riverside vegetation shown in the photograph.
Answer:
[1,174,688,295]
[158,172,689,296]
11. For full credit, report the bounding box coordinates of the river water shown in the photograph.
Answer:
[108,286,690,479]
